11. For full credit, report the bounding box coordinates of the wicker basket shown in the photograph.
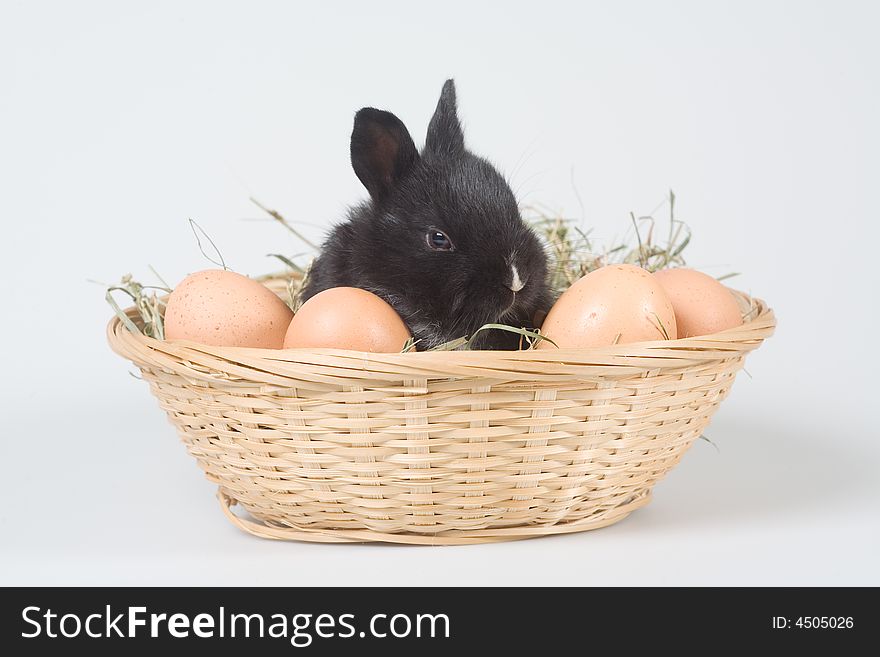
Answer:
[107,275,774,545]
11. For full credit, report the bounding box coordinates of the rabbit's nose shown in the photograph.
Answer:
[508,264,526,293]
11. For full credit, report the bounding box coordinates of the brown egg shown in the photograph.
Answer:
[283,287,412,352]
[538,264,677,348]
[164,269,293,348]
[653,268,743,338]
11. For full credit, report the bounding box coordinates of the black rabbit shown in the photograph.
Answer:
[301,79,551,350]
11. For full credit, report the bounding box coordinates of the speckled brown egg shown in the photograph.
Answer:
[653,268,743,338]
[538,264,677,348]
[164,269,293,348]
[283,287,411,352]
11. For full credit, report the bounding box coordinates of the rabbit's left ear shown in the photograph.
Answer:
[425,79,465,159]
[351,108,419,202]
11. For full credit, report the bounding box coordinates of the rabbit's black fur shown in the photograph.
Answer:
[301,79,551,350]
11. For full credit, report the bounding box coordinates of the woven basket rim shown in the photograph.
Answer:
[107,288,774,382]
[107,290,776,386]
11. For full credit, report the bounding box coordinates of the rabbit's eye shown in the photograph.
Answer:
[426,230,454,251]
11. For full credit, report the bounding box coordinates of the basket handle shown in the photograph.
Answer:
[217,489,652,546]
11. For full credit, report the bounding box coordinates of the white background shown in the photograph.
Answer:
[1,0,877,585]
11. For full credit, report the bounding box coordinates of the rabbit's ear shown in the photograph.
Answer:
[426,79,464,159]
[351,108,419,202]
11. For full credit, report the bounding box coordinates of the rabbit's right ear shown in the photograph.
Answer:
[425,79,464,159]
[351,108,419,202]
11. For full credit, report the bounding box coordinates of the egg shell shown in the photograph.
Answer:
[653,268,743,338]
[164,269,293,348]
[538,264,677,349]
[283,287,412,352]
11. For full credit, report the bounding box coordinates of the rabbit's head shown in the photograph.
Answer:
[318,79,550,349]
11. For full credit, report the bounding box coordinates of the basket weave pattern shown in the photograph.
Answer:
[108,281,774,545]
